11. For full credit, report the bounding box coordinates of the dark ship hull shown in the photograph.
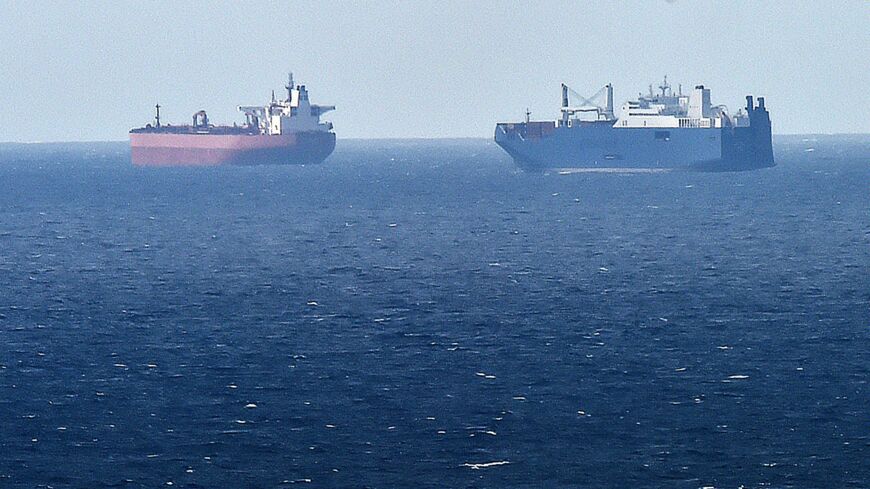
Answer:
[495,120,774,172]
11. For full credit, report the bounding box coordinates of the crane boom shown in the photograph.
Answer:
[560,83,615,122]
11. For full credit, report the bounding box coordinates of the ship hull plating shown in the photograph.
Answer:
[130,131,335,167]
[495,122,774,171]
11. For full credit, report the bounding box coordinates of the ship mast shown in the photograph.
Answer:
[155,103,161,128]
[286,72,294,100]
[658,75,670,97]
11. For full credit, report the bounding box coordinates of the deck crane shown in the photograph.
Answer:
[560,83,615,125]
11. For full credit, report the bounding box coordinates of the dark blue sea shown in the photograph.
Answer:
[0,136,868,488]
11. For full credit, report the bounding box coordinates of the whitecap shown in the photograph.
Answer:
[462,461,510,470]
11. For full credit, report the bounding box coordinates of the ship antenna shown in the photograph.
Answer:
[155,103,161,128]
[286,72,294,99]
[525,108,531,124]
[271,90,276,103]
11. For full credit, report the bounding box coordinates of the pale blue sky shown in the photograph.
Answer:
[1,1,868,141]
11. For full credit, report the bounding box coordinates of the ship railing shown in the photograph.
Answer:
[678,118,712,128]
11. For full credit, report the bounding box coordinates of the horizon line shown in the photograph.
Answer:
[2,132,870,146]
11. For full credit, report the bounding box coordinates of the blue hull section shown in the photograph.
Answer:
[495,103,774,172]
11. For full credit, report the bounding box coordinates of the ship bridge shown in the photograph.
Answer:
[613,77,746,129]
[238,73,335,136]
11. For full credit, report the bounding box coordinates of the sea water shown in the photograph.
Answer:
[0,136,867,488]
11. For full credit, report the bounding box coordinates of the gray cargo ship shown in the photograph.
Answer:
[495,77,774,171]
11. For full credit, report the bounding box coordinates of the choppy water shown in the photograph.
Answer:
[0,136,868,488]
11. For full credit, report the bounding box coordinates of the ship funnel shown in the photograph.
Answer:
[689,86,712,118]
[746,95,754,112]
[757,97,765,109]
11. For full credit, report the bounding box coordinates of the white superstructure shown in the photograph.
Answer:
[560,77,751,129]
[238,73,335,135]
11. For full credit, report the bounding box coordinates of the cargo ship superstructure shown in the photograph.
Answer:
[495,78,774,171]
[130,74,335,166]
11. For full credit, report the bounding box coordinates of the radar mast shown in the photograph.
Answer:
[286,72,294,99]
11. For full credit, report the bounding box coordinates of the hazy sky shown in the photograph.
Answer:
[1,1,868,141]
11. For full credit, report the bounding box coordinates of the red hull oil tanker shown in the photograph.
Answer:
[130,74,335,166]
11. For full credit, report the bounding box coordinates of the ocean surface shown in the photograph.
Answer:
[0,136,867,488]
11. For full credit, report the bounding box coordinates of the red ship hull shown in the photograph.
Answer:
[129,131,336,167]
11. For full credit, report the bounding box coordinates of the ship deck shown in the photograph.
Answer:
[130,125,259,135]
